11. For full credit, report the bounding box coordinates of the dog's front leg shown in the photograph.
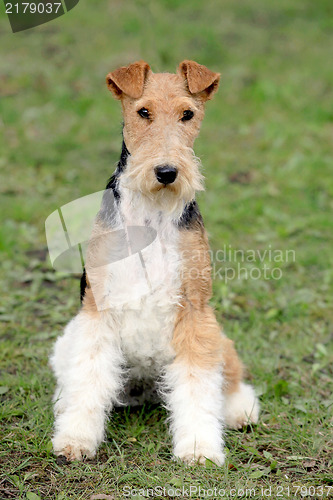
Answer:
[50,309,123,461]
[161,299,227,466]
[163,359,225,466]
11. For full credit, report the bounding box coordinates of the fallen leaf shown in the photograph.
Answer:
[303,460,316,469]
[90,495,114,500]
[26,493,41,500]
[229,171,253,184]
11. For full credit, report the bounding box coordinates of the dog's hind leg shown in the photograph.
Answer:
[224,382,259,429]
[50,303,123,461]
[220,336,260,430]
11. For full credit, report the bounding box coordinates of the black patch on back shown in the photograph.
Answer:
[118,140,130,173]
[80,268,87,303]
[105,140,130,199]
[177,200,204,230]
[105,173,120,200]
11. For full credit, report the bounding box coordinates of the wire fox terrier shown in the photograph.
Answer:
[50,60,259,465]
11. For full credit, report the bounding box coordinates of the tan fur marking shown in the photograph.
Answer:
[106,60,151,99]
[119,72,205,152]
[172,301,223,369]
[82,287,98,316]
[178,222,212,309]
[178,60,220,100]
[172,223,243,391]
[220,336,244,394]
[172,224,220,368]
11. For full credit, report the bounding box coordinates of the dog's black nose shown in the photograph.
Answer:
[154,165,178,185]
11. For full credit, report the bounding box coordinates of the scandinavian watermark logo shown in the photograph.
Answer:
[3,0,79,33]
[210,244,296,283]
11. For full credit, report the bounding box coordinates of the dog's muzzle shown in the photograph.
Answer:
[154,165,178,185]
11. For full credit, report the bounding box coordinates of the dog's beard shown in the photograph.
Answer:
[121,151,204,219]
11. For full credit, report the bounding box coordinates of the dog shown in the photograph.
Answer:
[50,60,259,465]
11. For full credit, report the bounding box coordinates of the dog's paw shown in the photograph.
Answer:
[224,382,260,430]
[53,436,96,461]
[174,447,225,466]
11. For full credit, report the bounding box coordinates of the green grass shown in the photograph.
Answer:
[1,0,333,498]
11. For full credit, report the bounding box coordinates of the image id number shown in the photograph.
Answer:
[5,3,62,14]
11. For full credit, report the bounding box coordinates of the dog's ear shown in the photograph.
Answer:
[178,60,220,100]
[106,60,151,99]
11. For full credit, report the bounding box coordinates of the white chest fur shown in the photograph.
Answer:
[104,188,182,376]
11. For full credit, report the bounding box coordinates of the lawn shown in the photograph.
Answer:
[0,0,333,498]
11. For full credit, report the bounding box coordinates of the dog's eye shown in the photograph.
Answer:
[181,109,194,121]
[138,107,150,119]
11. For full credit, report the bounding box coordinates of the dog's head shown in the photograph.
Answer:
[106,60,220,215]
